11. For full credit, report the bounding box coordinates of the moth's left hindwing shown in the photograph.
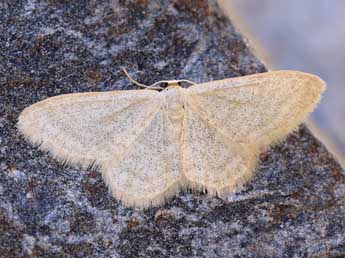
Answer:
[103,110,182,208]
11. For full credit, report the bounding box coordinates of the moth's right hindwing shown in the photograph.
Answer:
[180,102,258,196]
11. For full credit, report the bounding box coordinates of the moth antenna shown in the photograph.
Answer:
[121,67,147,88]
[121,67,164,90]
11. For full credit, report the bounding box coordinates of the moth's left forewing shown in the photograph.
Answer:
[17,89,163,169]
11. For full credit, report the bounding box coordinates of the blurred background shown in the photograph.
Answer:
[218,0,345,167]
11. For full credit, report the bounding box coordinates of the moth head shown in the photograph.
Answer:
[160,81,182,90]
[161,80,196,90]
[121,67,196,91]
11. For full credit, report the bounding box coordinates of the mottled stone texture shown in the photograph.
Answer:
[0,0,344,257]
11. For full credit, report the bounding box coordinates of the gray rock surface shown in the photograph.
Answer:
[0,1,344,257]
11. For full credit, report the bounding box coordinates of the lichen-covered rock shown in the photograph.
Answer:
[0,1,344,257]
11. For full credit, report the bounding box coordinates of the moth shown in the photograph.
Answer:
[18,70,325,208]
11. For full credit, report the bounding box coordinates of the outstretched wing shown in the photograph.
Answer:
[18,90,162,168]
[181,105,258,197]
[185,70,325,148]
[102,111,182,208]
[181,70,325,195]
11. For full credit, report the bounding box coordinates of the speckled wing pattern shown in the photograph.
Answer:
[102,111,182,207]
[17,90,162,168]
[181,71,325,196]
[18,90,182,207]
[181,105,258,197]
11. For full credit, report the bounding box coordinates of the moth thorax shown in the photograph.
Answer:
[164,87,184,122]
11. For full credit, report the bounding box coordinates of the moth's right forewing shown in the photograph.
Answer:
[185,71,325,148]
